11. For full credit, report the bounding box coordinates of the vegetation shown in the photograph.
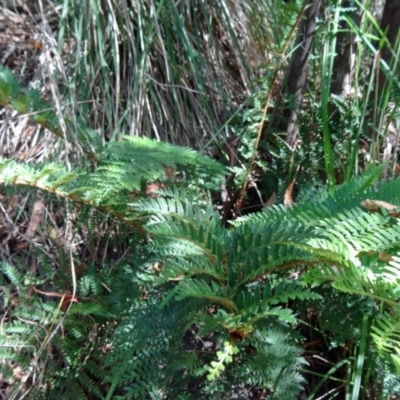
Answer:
[1,0,400,399]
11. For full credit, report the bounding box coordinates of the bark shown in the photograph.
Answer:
[330,1,365,97]
[377,1,400,90]
[285,0,322,147]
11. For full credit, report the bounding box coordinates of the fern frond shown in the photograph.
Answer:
[0,262,23,286]
[175,279,235,310]
[235,164,386,227]
[371,310,400,357]
[0,65,21,104]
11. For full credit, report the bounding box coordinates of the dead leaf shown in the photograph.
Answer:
[25,200,44,239]
[146,182,166,194]
[14,242,29,250]
[361,199,400,216]
[263,192,277,208]
[67,262,88,278]
[357,250,393,263]
[378,252,393,262]
[284,180,295,207]
[164,166,175,179]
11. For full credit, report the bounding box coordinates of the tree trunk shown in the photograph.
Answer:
[285,0,322,147]
[377,1,400,90]
[330,1,365,97]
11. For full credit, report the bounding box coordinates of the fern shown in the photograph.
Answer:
[3,64,400,397]
[0,262,116,399]
[122,168,400,398]
[0,136,224,219]
[371,311,400,357]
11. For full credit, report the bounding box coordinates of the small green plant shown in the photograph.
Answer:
[207,341,239,381]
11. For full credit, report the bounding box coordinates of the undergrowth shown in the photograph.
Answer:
[2,1,400,399]
[1,66,400,399]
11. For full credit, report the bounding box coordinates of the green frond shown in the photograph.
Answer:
[371,310,400,355]
[366,174,400,205]
[0,262,23,287]
[235,164,387,227]
[105,297,207,399]
[175,279,234,309]
[79,273,103,297]
[303,262,399,307]
[104,136,225,190]
[77,371,104,399]
[51,381,88,400]
[138,194,225,261]
[0,136,224,221]
[65,302,111,318]
[166,257,226,282]
[235,326,306,400]
[0,65,20,103]
[383,256,400,284]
